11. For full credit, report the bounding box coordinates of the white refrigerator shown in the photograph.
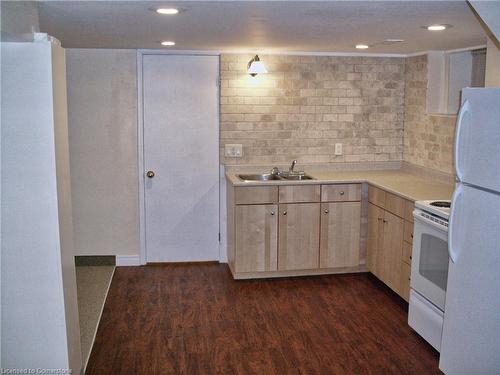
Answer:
[440,88,500,374]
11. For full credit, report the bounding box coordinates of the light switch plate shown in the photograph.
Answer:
[334,143,343,155]
[225,144,243,157]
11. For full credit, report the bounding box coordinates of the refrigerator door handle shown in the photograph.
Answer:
[454,100,470,182]
[448,184,463,263]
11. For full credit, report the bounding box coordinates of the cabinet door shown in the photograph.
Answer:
[320,202,361,268]
[367,203,385,278]
[235,204,278,272]
[381,210,404,293]
[278,203,320,270]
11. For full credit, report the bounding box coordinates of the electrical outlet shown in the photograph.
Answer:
[225,144,243,158]
[334,143,343,156]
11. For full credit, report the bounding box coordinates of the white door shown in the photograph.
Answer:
[455,88,500,192]
[142,54,219,262]
[440,183,500,374]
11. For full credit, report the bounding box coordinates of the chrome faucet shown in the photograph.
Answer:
[289,160,297,174]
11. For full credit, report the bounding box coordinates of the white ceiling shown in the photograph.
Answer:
[38,1,487,54]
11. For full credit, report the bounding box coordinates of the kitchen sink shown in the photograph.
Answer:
[281,174,314,181]
[238,173,315,181]
[238,173,282,181]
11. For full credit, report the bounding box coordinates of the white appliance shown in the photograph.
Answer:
[408,200,450,351]
[1,36,82,371]
[439,88,500,374]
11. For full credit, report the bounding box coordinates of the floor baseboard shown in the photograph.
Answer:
[116,255,141,266]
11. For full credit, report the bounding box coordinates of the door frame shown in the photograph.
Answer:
[137,50,221,265]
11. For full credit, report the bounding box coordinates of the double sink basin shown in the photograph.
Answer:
[238,173,315,182]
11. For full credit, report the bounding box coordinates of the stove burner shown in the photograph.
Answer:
[430,201,451,208]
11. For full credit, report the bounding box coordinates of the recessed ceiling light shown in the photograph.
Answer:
[427,25,447,31]
[355,44,369,49]
[156,8,179,15]
[161,41,176,46]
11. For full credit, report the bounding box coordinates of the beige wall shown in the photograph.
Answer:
[220,54,405,165]
[403,55,456,175]
[0,1,39,42]
[485,37,500,87]
[66,49,139,256]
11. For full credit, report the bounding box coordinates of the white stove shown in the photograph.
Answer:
[414,200,451,221]
[409,199,451,352]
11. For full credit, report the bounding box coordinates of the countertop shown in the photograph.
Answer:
[226,168,455,202]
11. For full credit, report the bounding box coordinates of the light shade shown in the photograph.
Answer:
[247,55,268,76]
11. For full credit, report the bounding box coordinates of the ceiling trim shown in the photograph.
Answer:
[406,44,487,57]
[219,50,408,57]
[138,49,221,56]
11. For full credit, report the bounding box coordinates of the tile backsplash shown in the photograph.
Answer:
[403,55,456,175]
[220,55,405,165]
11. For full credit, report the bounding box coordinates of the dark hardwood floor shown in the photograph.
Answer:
[86,263,441,375]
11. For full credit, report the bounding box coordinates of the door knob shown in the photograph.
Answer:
[146,170,155,178]
[270,211,275,216]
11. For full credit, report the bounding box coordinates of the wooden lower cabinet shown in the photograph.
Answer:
[228,183,364,278]
[278,203,320,271]
[381,210,404,293]
[367,203,385,279]
[320,202,361,268]
[235,204,278,272]
[367,189,415,301]
[367,203,404,295]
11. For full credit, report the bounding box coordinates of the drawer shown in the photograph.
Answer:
[402,241,412,265]
[404,200,415,222]
[234,186,278,205]
[368,185,386,207]
[321,184,361,202]
[385,191,405,218]
[404,220,414,244]
[279,185,320,203]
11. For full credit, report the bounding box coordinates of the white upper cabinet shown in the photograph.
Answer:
[426,48,486,115]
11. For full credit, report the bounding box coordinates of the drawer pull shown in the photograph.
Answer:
[339,191,345,196]
[270,211,275,216]
[324,209,329,214]
[283,211,287,216]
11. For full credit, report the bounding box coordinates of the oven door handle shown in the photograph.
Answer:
[448,184,463,263]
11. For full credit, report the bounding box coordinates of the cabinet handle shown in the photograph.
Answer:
[409,256,412,260]
[411,234,413,238]
[324,209,329,214]
[283,211,287,216]
[339,191,345,196]
[383,219,388,223]
[270,211,275,216]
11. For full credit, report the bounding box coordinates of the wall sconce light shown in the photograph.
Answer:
[247,55,268,76]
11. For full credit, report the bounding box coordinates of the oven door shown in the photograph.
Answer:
[411,213,449,311]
